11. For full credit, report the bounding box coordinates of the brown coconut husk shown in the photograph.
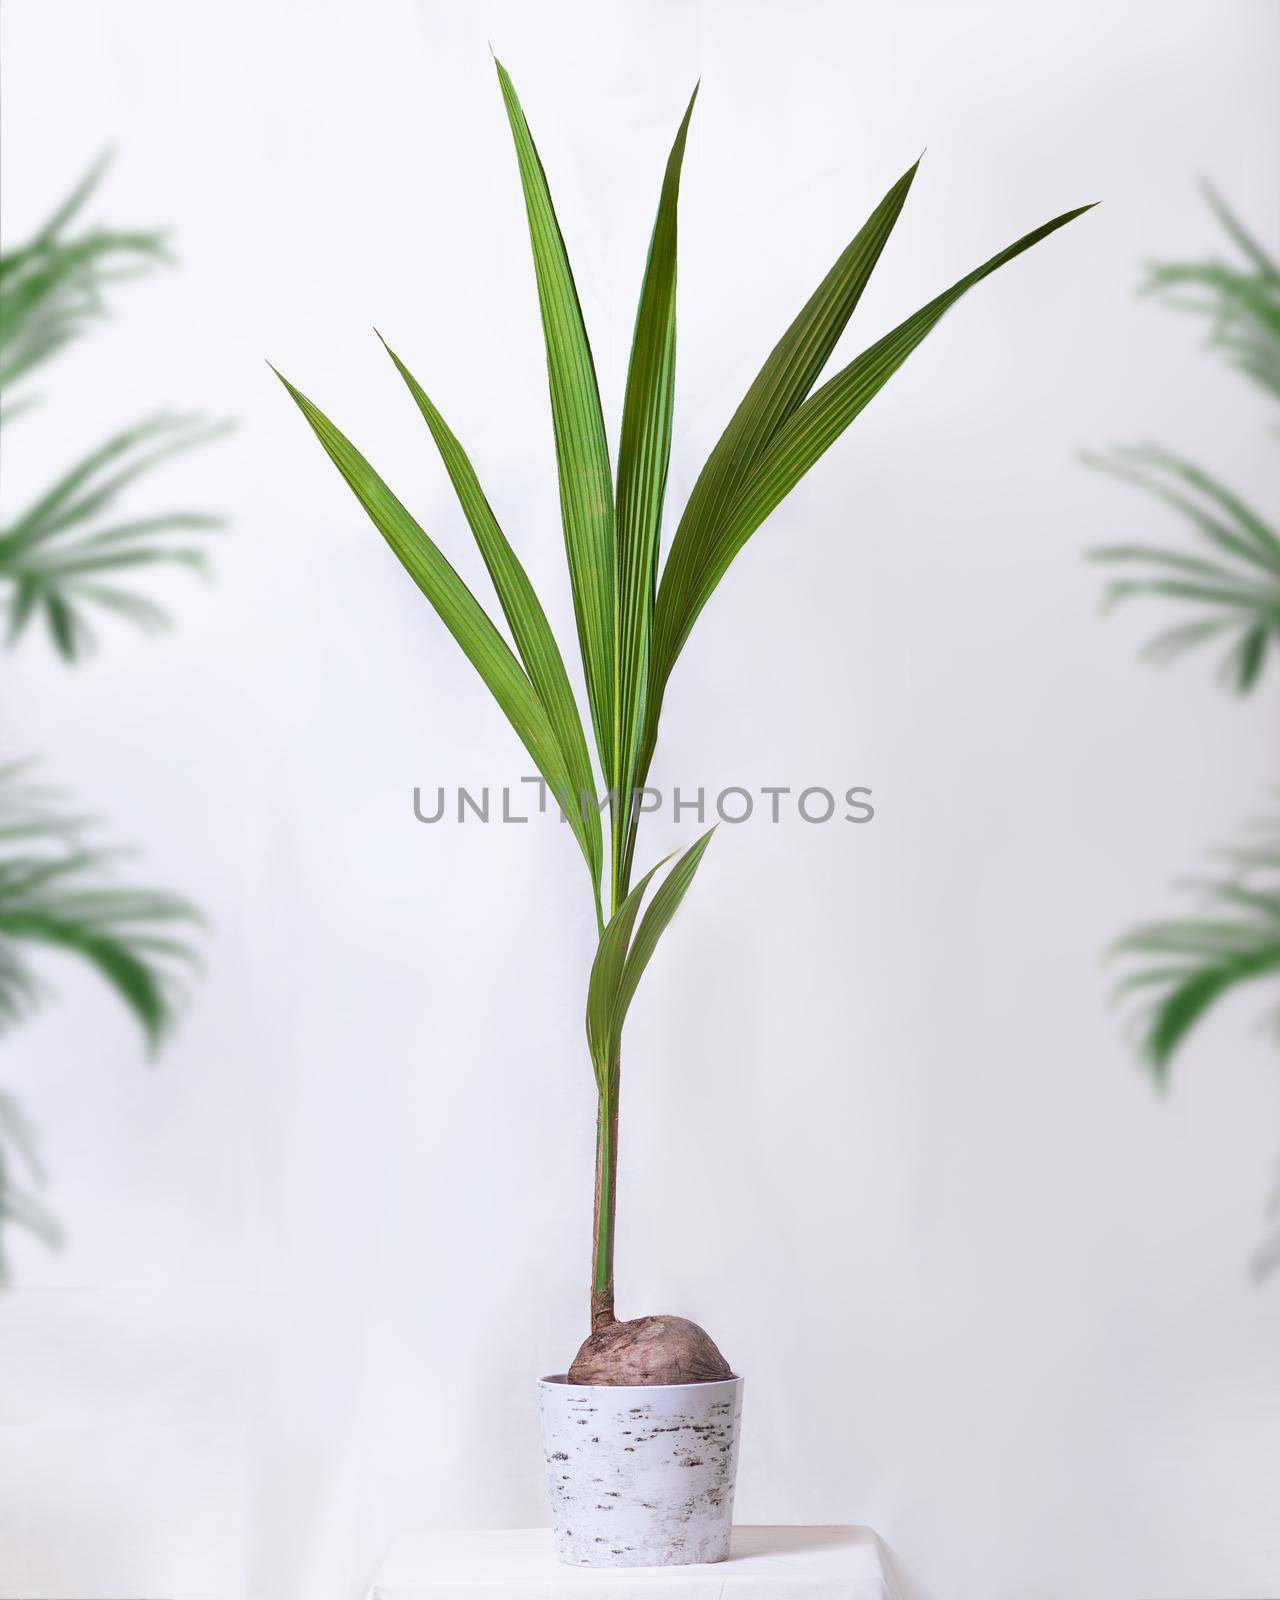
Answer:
[567,1314,732,1386]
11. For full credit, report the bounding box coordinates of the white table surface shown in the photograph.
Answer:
[368,1526,903,1598]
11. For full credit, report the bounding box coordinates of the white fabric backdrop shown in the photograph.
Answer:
[1,2,1277,1597]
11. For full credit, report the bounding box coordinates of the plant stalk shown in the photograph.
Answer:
[589,785,629,1334]
[590,1068,619,1331]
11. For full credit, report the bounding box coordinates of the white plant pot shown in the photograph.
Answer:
[538,1373,744,1567]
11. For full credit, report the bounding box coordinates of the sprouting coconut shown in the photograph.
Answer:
[569,1315,731,1386]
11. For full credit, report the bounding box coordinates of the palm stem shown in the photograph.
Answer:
[591,1069,619,1330]
[595,799,627,1331]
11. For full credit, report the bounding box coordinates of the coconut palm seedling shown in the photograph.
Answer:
[277,62,1091,1380]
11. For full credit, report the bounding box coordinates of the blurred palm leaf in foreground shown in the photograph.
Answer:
[1114,813,1280,1276]
[1116,813,1280,1077]
[0,153,166,401]
[0,157,221,1280]
[0,763,199,1276]
[0,764,197,1045]
[1142,185,1280,404]
[1088,189,1280,694]
[0,154,227,661]
[1088,445,1280,693]
[1093,189,1279,1273]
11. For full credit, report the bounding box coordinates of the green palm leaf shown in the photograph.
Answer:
[380,337,603,912]
[0,763,198,1049]
[1088,445,1280,693]
[619,198,1093,875]
[273,369,604,894]
[0,157,229,660]
[651,203,1096,719]
[611,827,715,1035]
[0,413,227,660]
[1,158,223,1288]
[627,162,923,843]
[586,855,668,1081]
[652,158,921,697]
[0,152,169,399]
[1092,193,1280,1276]
[582,827,713,1317]
[613,86,698,899]
[1113,814,1280,1081]
[496,59,617,788]
[586,829,714,1078]
[1140,184,1280,404]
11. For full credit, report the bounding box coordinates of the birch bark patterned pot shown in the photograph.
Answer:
[539,1374,743,1567]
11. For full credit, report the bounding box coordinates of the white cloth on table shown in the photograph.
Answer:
[368,1525,903,1599]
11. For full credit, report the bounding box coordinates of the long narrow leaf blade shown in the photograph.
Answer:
[4,414,212,551]
[626,161,921,813]
[1123,446,1280,566]
[656,158,921,663]
[611,828,714,1037]
[30,152,112,249]
[0,907,180,1048]
[585,854,669,1074]
[495,58,617,784]
[272,367,600,883]
[656,202,1096,683]
[380,336,602,894]
[614,86,698,833]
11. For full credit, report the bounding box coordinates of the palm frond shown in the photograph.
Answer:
[0,762,200,1049]
[614,87,697,901]
[378,337,604,918]
[281,75,1090,918]
[585,854,670,1083]
[0,153,169,398]
[0,157,229,660]
[651,157,921,704]
[1140,184,1280,403]
[584,829,714,1311]
[0,413,228,660]
[1112,813,1280,1082]
[1113,813,1280,1278]
[271,369,606,902]
[496,59,617,791]
[585,832,713,1081]
[636,197,1093,853]
[1087,444,1280,693]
